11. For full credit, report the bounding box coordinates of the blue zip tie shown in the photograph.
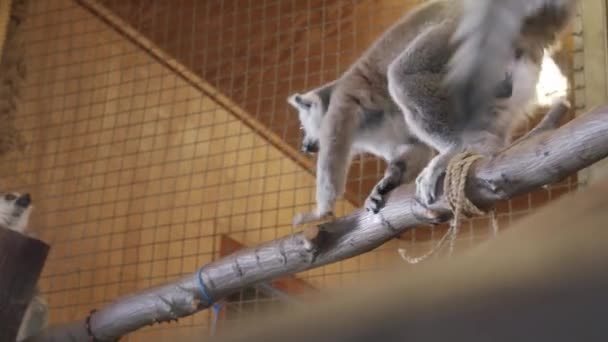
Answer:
[197,267,213,305]
[210,302,224,336]
[199,268,225,335]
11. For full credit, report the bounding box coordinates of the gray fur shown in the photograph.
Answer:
[288,81,433,224]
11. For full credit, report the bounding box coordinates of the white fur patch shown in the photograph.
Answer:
[535,53,569,106]
[288,91,324,142]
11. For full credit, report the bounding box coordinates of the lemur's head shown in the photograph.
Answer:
[0,192,32,233]
[287,82,335,155]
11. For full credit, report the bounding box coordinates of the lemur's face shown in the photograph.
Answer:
[0,192,32,233]
[288,92,324,154]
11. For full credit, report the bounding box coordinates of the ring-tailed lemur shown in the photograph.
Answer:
[385,0,574,205]
[289,82,434,225]
[288,0,539,222]
[0,192,48,342]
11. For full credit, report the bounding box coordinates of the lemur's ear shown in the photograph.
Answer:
[287,93,312,110]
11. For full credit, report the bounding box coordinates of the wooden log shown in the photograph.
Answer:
[0,225,49,342]
[219,235,317,296]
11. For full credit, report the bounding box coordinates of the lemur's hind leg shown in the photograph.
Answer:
[365,143,431,213]
[415,146,461,205]
[415,130,506,205]
[365,160,406,214]
[388,21,514,206]
[386,21,462,206]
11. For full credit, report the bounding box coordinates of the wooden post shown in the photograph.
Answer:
[0,226,49,342]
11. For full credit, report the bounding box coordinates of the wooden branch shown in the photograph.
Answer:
[29,104,608,341]
[0,226,49,342]
[219,235,317,295]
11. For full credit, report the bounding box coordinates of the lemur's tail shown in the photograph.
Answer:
[445,0,576,127]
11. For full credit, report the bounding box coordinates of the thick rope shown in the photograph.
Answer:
[399,152,486,264]
[444,152,486,253]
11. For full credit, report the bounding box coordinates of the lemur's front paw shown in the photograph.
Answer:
[365,186,387,214]
[415,165,443,206]
[365,191,385,214]
[292,211,334,227]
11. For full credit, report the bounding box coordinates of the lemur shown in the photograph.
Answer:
[385,0,575,205]
[0,192,48,342]
[289,82,434,225]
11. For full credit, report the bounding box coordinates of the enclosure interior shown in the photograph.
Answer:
[0,0,579,340]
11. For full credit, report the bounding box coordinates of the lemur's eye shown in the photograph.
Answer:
[4,194,16,201]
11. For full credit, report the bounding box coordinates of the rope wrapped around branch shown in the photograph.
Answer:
[399,152,487,263]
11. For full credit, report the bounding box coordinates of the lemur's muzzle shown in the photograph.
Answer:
[16,193,31,208]
[301,141,319,154]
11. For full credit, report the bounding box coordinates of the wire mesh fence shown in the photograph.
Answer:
[0,0,580,340]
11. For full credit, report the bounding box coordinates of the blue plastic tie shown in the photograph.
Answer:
[197,267,213,305]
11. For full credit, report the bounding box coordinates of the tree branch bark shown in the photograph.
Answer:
[29,105,608,342]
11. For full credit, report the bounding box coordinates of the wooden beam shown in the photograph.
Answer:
[0,226,49,342]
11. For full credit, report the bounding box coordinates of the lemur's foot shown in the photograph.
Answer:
[365,189,386,214]
[415,163,444,206]
[365,179,395,214]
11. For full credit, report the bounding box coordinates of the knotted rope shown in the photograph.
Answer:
[399,152,495,264]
